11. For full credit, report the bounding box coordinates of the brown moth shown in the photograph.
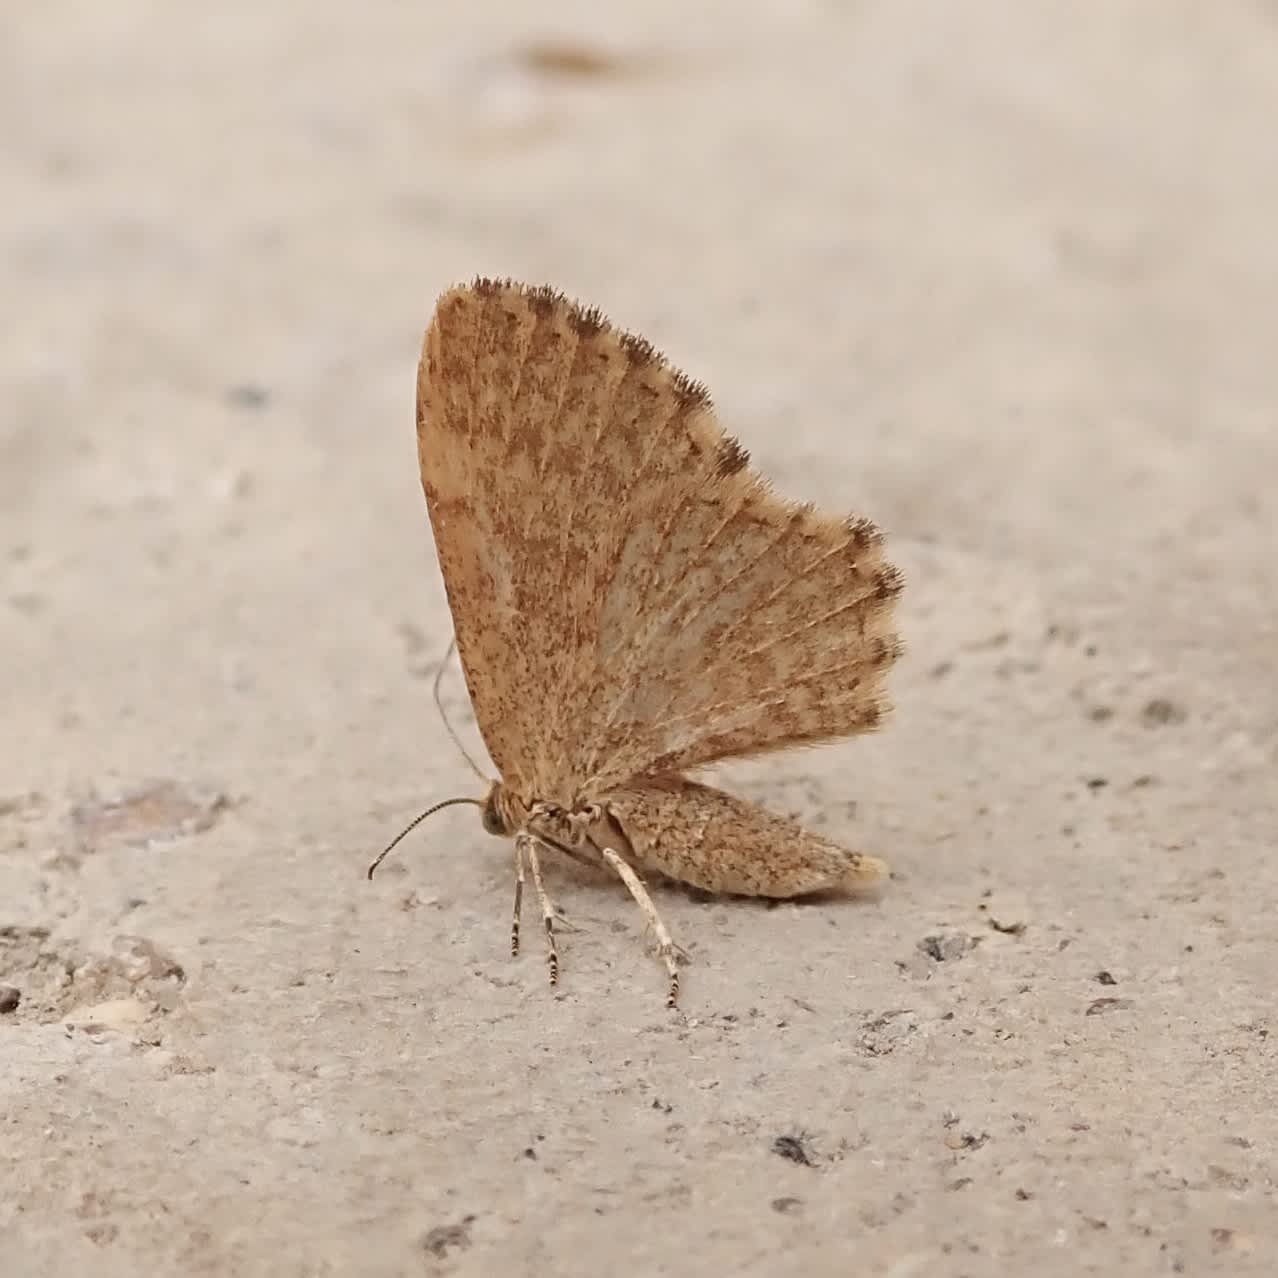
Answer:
[374,277,904,1007]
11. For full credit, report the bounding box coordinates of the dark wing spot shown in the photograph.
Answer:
[672,370,713,411]
[714,435,750,476]
[872,565,905,601]
[844,515,883,551]
[525,284,563,317]
[568,304,608,338]
[619,330,660,368]
[868,635,905,667]
[859,699,885,729]
[439,292,470,321]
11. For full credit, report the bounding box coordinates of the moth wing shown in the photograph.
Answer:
[604,775,886,898]
[418,279,902,801]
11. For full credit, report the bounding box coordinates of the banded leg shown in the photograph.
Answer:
[524,836,560,987]
[510,837,526,957]
[599,846,681,1008]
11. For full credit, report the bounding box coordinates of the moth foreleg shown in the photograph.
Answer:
[510,836,526,957]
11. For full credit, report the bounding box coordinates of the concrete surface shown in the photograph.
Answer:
[3,2,1276,1274]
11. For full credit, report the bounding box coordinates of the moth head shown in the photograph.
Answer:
[480,783,512,837]
[479,782,530,838]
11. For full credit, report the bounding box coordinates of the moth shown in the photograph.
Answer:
[370,278,904,1006]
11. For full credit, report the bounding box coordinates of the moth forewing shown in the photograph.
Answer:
[402,277,903,1006]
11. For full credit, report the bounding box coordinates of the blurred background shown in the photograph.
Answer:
[5,0,1275,809]
[4,2,1277,1274]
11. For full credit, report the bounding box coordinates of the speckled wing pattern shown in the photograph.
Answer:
[417,278,903,807]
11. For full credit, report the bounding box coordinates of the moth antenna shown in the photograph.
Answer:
[366,796,484,880]
[433,634,487,782]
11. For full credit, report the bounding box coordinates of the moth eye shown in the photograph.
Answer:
[481,803,506,836]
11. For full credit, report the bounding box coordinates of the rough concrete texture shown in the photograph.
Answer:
[3,2,1276,1275]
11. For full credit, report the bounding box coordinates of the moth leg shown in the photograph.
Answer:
[511,836,526,957]
[524,835,560,987]
[599,846,681,1008]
